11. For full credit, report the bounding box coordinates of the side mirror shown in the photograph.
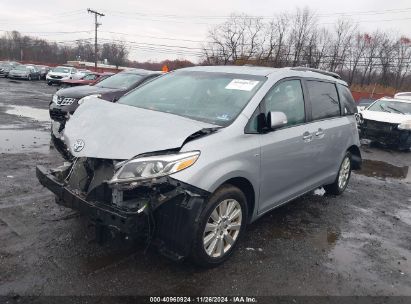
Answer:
[267,111,287,130]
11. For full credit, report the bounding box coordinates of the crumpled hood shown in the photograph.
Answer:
[362,110,411,124]
[56,85,119,99]
[64,98,217,160]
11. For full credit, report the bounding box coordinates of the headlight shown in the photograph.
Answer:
[109,151,200,184]
[52,94,58,104]
[78,94,101,105]
[398,120,411,130]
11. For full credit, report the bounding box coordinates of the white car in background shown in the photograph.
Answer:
[394,92,411,101]
[357,97,411,150]
[72,69,92,80]
[46,66,77,86]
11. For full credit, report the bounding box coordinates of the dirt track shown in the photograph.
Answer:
[0,78,410,296]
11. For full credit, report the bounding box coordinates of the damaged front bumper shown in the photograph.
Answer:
[36,161,210,259]
[359,120,411,149]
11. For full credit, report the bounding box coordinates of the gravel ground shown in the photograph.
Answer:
[0,77,410,297]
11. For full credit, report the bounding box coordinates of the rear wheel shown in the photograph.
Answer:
[324,151,352,195]
[190,184,247,267]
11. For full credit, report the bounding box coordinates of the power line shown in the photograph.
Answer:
[105,7,411,21]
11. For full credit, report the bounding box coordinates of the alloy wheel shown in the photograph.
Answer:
[338,156,351,190]
[203,199,242,258]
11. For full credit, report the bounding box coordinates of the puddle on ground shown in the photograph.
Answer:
[0,103,50,122]
[0,129,51,153]
[357,159,409,180]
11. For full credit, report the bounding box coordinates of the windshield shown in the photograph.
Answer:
[14,65,29,71]
[52,67,70,73]
[118,71,265,126]
[95,72,143,89]
[368,99,411,115]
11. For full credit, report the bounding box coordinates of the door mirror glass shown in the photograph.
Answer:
[268,111,287,130]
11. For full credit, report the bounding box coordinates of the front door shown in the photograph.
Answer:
[258,79,318,214]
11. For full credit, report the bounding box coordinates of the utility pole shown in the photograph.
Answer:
[87,8,105,70]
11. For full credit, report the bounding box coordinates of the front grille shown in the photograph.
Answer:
[56,97,77,106]
[50,75,63,79]
[365,120,394,132]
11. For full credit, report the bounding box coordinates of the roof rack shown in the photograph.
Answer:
[291,67,341,79]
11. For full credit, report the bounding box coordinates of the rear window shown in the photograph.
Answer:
[337,84,357,115]
[307,81,340,120]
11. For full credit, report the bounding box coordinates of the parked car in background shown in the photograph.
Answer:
[394,92,411,101]
[72,69,92,80]
[46,66,77,85]
[38,66,362,266]
[358,97,411,150]
[8,65,41,80]
[60,72,114,87]
[35,65,51,79]
[49,68,162,159]
[0,61,20,77]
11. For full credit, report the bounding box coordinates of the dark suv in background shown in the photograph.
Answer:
[50,68,162,159]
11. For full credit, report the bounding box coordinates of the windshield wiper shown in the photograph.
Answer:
[379,104,390,113]
[387,106,405,114]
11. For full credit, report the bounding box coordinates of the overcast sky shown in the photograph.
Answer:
[0,0,410,62]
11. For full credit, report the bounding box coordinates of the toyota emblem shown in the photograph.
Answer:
[73,139,85,152]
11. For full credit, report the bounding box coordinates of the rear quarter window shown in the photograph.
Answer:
[337,84,357,115]
[307,80,340,120]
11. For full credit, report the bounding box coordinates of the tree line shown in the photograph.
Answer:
[202,8,411,90]
[0,31,129,67]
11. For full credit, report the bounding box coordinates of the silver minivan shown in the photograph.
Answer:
[37,66,362,267]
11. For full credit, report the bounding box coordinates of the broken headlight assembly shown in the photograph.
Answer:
[398,120,411,130]
[78,94,102,105]
[109,151,200,185]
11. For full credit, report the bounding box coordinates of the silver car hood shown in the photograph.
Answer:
[64,98,217,160]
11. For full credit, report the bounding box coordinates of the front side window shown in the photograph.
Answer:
[118,71,265,126]
[264,79,305,126]
[308,80,340,120]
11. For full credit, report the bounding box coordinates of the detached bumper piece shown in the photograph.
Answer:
[36,160,209,259]
[359,119,411,149]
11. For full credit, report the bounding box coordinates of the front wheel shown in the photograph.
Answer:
[190,184,247,267]
[324,151,352,195]
[28,75,32,81]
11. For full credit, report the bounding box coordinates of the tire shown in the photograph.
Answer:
[47,81,52,86]
[28,75,32,81]
[324,151,352,195]
[190,184,248,267]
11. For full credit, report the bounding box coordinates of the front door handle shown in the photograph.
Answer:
[315,128,325,138]
[302,132,312,142]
